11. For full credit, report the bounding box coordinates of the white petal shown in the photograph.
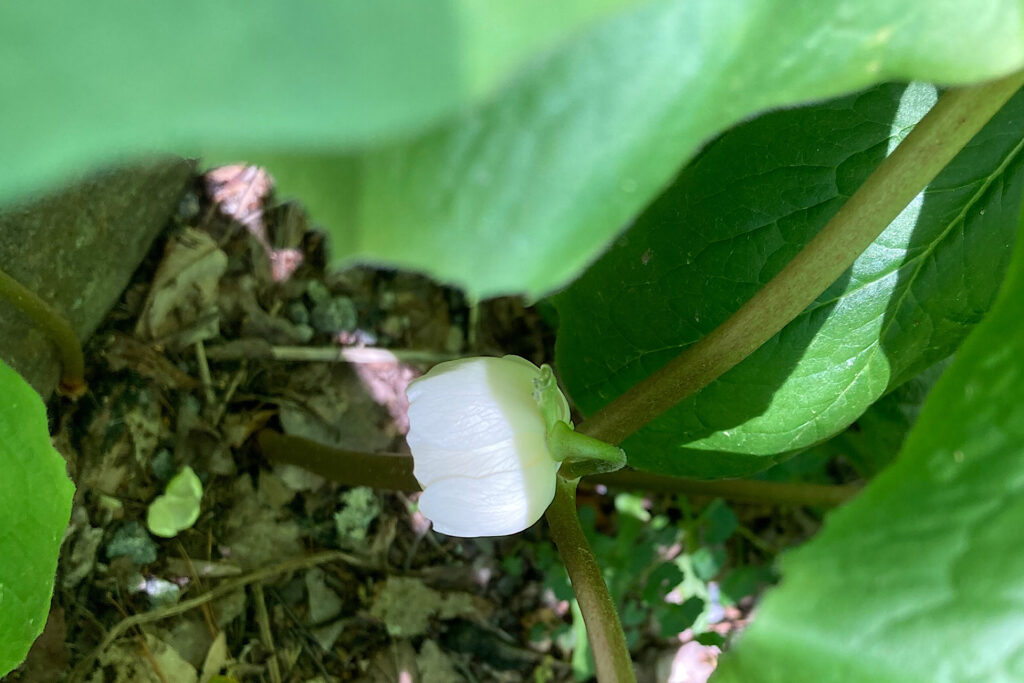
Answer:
[418,459,559,537]
[407,395,543,452]
[406,356,544,450]
[411,427,552,488]
[406,356,537,404]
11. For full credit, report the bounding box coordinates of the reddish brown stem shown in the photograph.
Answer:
[0,265,85,397]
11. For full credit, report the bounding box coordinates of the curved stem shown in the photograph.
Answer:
[257,430,859,506]
[545,477,636,683]
[577,70,1024,445]
[0,265,85,397]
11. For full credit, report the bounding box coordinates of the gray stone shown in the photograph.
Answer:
[0,159,192,397]
[305,279,330,304]
[286,300,310,325]
[310,295,358,334]
[107,521,159,565]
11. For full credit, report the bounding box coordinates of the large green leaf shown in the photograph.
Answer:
[0,360,74,675]
[0,0,639,205]
[712,199,1024,683]
[554,83,1024,477]
[807,357,952,478]
[5,3,1022,299]
[751,357,950,485]
[261,0,1024,298]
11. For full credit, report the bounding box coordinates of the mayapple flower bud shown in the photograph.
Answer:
[405,355,571,537]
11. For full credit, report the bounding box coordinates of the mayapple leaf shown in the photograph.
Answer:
[4,2,1023,299]
[802,357,952,478]
[712,186,1024,683]
[0,359,74,676]
[259,0,1024,298]
[0,0,642,206]
[146,466,203,539]
[554,83,1024,477]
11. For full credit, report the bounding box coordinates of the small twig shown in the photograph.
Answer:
[68,550,363,683]
[106,596,167,683]
[252,584,282,683]
[175,540,218,638]
[194,340,216,405]
[212,361,247,427]
[204,339,460,364]
[268,588,339,676]
[0,265,85,397]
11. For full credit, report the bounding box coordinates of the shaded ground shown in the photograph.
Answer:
[9,167,823,683]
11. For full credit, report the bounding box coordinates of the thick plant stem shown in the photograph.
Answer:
[0,265,85,397]
[258,430,421,490]
[590,470,860,507]
[578,70,1024,446]
[546,477,636,683]
[258,430,859,506]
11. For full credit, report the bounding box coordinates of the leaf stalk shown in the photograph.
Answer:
[0,265,85,397]
[257,429,857,506]
[576,69,1024,446]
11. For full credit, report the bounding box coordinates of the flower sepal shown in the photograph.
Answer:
[546,420,626,480]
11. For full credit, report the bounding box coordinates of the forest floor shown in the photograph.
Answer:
[10,166,825,683]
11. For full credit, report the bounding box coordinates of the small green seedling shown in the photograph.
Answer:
[146,466,203,538]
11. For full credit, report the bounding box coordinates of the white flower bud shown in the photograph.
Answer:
[405,355,570,537]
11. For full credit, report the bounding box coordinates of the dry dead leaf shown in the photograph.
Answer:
[136,228,227,343]
[199,631,230,683]
[369,577,483,638]
[104,333,200,389]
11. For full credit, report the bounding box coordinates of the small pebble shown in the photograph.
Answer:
[305,280,331,304]
[107,521,159,565]
[129,573,181,608]
[310,296,358,334]
[151,448,175,482]
[287,301,310,325]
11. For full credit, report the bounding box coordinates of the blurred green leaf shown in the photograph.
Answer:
[643,562,686,604]
[556,83,1024,476]
[691,546,727,582]
[570,600,595,680]
[622,600,649,627]
[822,357,952,477]
[700,499,739,545]
[501,554,524,578]
[658,596,705,637]
[0,360,74,675]
[536,544,575,602]
[267,1,1024,299]
[696,632,727,647]
[0,0,640,206]
[614,492,652,522]
[713,208,1024,682]
[719,565,774,606]
[5,2,1023,299]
